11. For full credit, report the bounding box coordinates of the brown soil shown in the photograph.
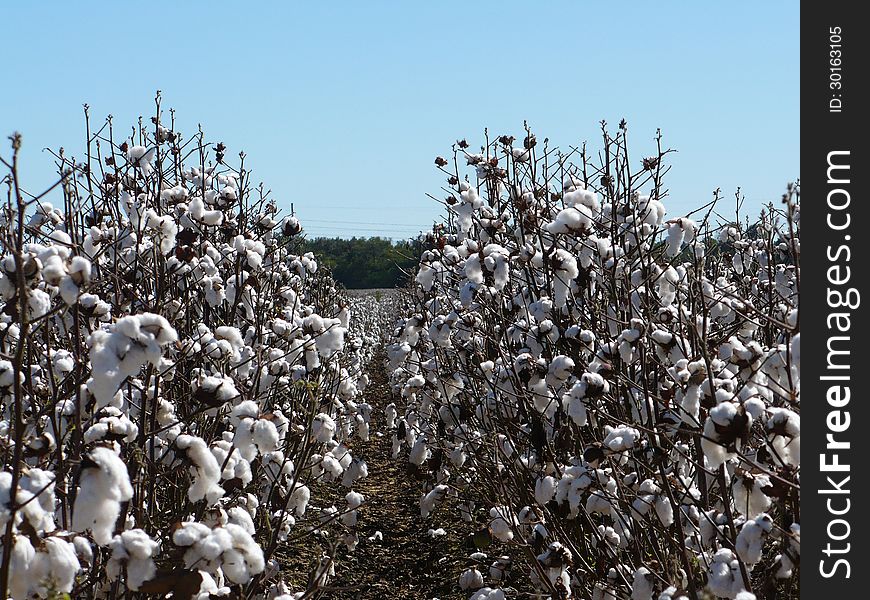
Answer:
[281,351,475,599]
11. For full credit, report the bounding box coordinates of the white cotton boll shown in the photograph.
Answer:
[470,588,506,600]
[195,570,230,598]
[735,592,756,600]
[548,355,574,383]
[420,484,448,518]
[665,222,685,258]
[416,263,437,291]
[547,205,593,235]
[765,408,800,467]
[790,333,800,371]
[18,468,56,533]
[563,383,589,427]
[636,195,666,226]
[311,413,336,443]
[775,523,800,579]
[176,434,225,505]
[511,146,530,162]
[321,453,344,480]
[84,407,139,444]
[108,529,159,590]
[28,288,52,319]
[73,535,93,567]
[87,313,177,409]
[535,476,557,505]
[172,522,211,547]
[73,447,134,545]
[127,145,156,175]
[341,491,364,526]
[604,425,641,452]
[187,196,222,226]
[489,506,516,542]
[459,567,485,590]
[342,458,369,487]
[288,484,311,517]
[346,490,364,510]
[658,587,689,600]
[409,437,429,466]
[223,524,265,583]
[707,548,744,599]
[215,325,244,350]
[227,506,256,536]
[678,384,701,425]
[654,495,674,527]
[733,473,772,517]
[631,566,654,600]
[736,513,773,565]
[27,537,80,597]
[252,419,280,454]
[464,255,484,284]
[7,535,35,599]
[586,491,612,516]
[385,403,397,429]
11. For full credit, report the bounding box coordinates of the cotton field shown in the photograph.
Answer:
[0,114,798,600]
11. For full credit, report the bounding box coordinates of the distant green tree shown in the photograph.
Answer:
[300,236,425,289]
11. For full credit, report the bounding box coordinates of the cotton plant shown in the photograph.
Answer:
[0,110,381,598]
[387,127,799,598]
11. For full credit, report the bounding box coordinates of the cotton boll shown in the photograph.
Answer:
[176,434,225,505]
[489,556,512,582]
[312,413,336,443]
[631,566,654,600]
[470,588,506,600]
[733,473,772,517]
[6,534,35,599]
[385,403,397,429]
[107,529,159,590]
[408,436,429,466]
[188,196,224,226]
[28,288,52,319]
[341,491,364,526]
[252,419,280,454]
[288,483,311,517]
[547,205,593,235]
[535,475,557,505]
[775,523,800,579]
[342,457,369,487]
[654,494,674,527]
[127,145,156,175]
[420,484,448,518]
[173,522,264,585]
[604,425,641,453]
[736,513,773,565]
[459,567,485,590]
[765,408,800,467]
[489,506,517,542]
[86,313,177,409]
[73,447,134,545]
[27,537,80,597]
[707,548,745,598]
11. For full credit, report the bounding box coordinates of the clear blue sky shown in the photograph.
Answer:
[2,1,798,239]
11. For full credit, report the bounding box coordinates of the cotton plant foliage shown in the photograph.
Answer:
[0,112,396,599]
[387,127,799,599]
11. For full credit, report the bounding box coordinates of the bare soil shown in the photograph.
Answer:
[281,351,474,599]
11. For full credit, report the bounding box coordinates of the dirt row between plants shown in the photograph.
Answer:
[281,349,475,599]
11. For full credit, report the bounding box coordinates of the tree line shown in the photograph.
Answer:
[301,236,426,289]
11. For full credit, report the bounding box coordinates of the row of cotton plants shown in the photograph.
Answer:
[386,126,799,599]
[0,108,376,599]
